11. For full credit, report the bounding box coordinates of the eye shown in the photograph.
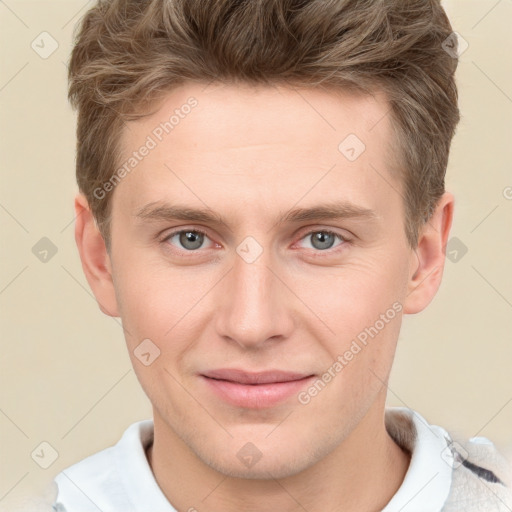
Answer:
[297,230,347,251]
[160,227,349,255]
[163,229,214,251]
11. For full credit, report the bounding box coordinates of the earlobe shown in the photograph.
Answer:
[74,194,120,317]
[403,192,455,315]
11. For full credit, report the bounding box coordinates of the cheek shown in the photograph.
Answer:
[112,250,216,347]
[297,296,402,418]
[293,254,406,385]
[296,256,406,333]
[113,258,208,398]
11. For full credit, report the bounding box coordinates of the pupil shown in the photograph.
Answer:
[313,232,334,250]
[180,231,203,250]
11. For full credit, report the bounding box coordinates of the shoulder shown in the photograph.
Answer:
[52,439,127,511]
[442,435,512,512]
[3,480,59,512]
[52,419,154,512]
[385,407,512,512]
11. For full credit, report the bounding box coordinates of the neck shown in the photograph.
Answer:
[147,403,410,512]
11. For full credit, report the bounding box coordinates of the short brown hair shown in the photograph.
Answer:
[68,0,460,248]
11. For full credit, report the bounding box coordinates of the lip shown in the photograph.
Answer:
[200,369,315,408]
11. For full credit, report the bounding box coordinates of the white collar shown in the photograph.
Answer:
[54,407,453,511]
[382,407,454,511]
[114,419,175,511]
[54,419,174,511]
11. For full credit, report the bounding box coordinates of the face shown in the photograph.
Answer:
[84,82,436,479]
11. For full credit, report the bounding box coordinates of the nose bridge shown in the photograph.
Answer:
[215,244,293,348]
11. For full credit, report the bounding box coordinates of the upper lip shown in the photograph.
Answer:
[201,369,313,385]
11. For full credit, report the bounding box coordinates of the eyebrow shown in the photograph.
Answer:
[134,201,378,228]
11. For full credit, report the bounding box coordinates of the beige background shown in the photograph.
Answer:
[1,0,511,508]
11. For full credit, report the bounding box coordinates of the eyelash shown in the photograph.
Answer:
[160,227,351,256]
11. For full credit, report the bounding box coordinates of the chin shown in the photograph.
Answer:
[195,437,326,481]
[205,454,311,480]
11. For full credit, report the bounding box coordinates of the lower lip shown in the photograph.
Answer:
[201,375,315,409]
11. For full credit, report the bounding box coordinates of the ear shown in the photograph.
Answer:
[403,191,454,314]
[74,193,120,317]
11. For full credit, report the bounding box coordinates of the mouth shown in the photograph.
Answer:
[200,369,315,408]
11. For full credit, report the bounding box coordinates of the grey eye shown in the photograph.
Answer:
[299,231,344,251]
[173,230,205,250]
[310,232,336,250]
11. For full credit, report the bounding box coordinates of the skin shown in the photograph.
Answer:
[75,82,454,512]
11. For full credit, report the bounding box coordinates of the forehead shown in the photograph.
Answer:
[114,82,400,224]
[122,82,392,155]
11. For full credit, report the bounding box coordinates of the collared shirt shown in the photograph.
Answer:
[52,407,508,512]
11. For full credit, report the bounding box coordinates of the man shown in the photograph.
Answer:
[50,0,511,510]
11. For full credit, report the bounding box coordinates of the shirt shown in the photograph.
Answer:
[51,407,511,512]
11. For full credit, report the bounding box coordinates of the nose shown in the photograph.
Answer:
[214,244,295,350]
